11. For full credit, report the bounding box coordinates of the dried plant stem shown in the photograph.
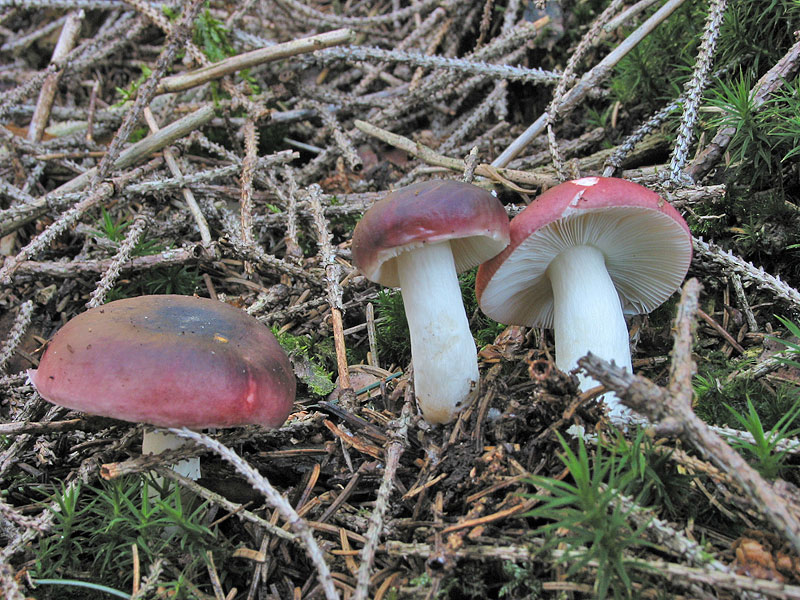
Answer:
[693,238,800,310]
[369,17,549,129]
[282,167,303,263]
[493,0,688,167]
[155,466,295,541]
[0,159,163,284]
[27,10,84,142]
[603,96,683,177]
[354,119,558,190]
[0,495,47,534]
[86,210,150,308]
[274,0,440,28]
[157,29,354,94]
[11,243,204,280]
[142,107,211,244]
[316,45,560,84]
[0,556,24,600]
[366,303,379,368]
[384,541,800,598]
[308,184,350,393]
[545,0,624,180]
[59,104,215,193]
[228,237,320,285]
[0,179,37,205]
[0,65,57,123]
[0,106,213,238]
[91,0,205,186]
[440,81,507,155]
[305,100,362,172]
[170,429,339,600]
[669,0,728,181]
[1,14,67,53]
[0,301,34,373]
[129,559,164,600]
[579,279,800,556]
[687,37,800,181]
[730,273,758,332]
[240,118,259,274]
[462,146,479,183]
[353,398,411,600]
[613,490,728,571]
[351,5,449,96]
[0,418,88,436]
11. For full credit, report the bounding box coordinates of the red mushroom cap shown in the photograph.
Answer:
[476,177,692,327]
[29,295,296,429]
[351,180,510,287]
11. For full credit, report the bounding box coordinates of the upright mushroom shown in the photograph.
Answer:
[351,180,510,423]
[476,177,691,417]
[29,294,296,478]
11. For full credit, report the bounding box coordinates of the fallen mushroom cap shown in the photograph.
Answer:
[29,295,296,429]
[351,179,511,286]
[476,177,692,326]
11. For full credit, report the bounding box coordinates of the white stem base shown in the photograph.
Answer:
[397,242,479,424]
[142,430,201,481]
[547,245,632,418]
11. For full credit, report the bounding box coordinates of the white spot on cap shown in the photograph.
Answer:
[573,177,599,187]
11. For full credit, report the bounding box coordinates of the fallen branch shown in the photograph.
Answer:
[579,278,800,556]
[156,29,355,94]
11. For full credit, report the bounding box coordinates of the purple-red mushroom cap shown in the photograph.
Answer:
[350,179,510,424]
[351,179,511,287]
[476,176,692,326]
[475,177,692,419]
[29,295,296,429]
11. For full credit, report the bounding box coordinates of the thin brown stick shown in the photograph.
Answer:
[0,158,164,283]
[352,395,411,600]
[354,119,558,191]
[0,106,213,238]
[157,29,355,93]
[27,10,84,142]
[170,429,339,600]
[240,117,259,274]
[308,184,351,394]
[142,107,211,244]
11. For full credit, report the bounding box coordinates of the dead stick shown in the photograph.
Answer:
[240,118,259,274]
[0,106,214,238]
[697,307,745,354]
[0,418,88,436]
[354,119,558,190]
[308,184,352,394]
[27,10,84,142]
[686,37,800,181]
[352,396,411,600]
[492,0,688,166]
[579,280,800,556]
[157,29,354,93]
[142,107,211,244]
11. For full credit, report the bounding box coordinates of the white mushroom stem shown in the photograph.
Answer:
[547,244,632,417]
[142,430,202,481]
[396,241,479,424]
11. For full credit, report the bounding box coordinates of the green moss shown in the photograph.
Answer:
[272,328,336,396]
[692,350,799,432]
[31,477,221,597]
[610,1,704,108]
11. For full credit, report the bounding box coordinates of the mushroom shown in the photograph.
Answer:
[29,294,296,479]
[351,180,510,423]
[475,177,691,417]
